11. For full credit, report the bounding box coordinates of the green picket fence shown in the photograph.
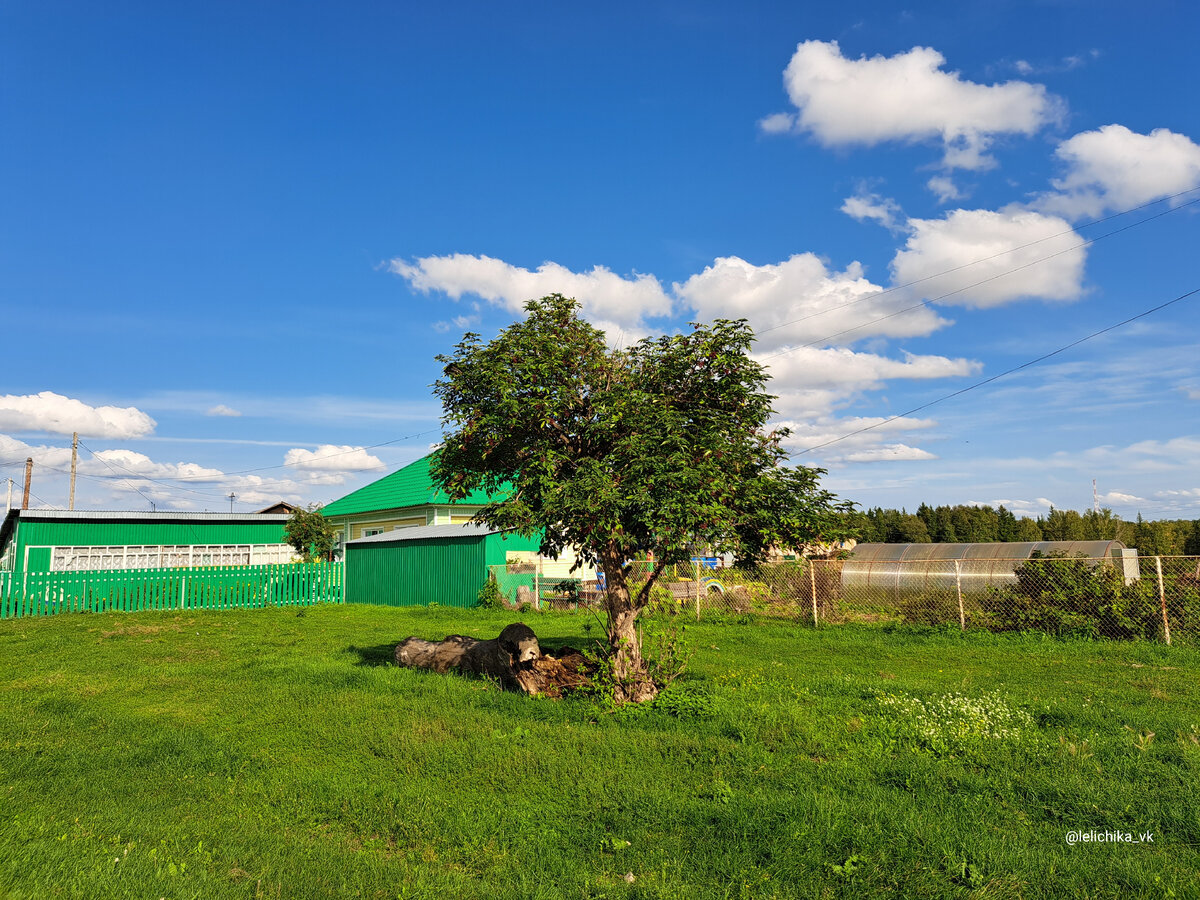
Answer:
[0,562,344,619]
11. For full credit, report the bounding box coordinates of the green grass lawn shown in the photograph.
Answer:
[0,604,1197,899]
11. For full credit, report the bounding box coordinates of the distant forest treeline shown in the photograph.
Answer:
[850,505,1200,556]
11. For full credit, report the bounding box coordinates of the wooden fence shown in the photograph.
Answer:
[0,562,344,619]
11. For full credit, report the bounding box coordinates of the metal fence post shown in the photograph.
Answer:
[809,560,819,626]
[954,560,966,631]
[533,560,540,611]
[1155,556,1171,646]
[694,558,701,621]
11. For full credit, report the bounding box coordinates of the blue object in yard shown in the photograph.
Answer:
[693,557,719,570]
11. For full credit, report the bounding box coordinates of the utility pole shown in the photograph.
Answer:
[1093,479,1099,514]
[69,432,79,510]
[228,492,237,513]
[6,478,11,512]
[22,458,33,510]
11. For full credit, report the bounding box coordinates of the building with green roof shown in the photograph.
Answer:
[0,508,295,574]
[320,453,510,553]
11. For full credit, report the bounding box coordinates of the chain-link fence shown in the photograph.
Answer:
[488,555,1200,644]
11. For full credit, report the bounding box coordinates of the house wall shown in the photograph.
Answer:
[6,519,291,574]
[324,505,485,550]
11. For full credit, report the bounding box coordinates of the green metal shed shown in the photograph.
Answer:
[344,523,541,608]
[0,509,294,574]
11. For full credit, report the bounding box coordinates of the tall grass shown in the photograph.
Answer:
[0,606,1196,898]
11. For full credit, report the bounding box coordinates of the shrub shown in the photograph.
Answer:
[982,553,1161,640]
[476,576,507,610]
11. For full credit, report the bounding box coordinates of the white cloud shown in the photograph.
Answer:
[778,414,941,465]
[1034,125,1200,220]
[758,112,795,134]
[969,497,1056,516]
[389,253,672,330]
[284,445,386,473]
[1100,490,1144,504]
[765,40,1062,170]
[0,392,156,438]
[840,191,903,230]
[841,444,938,463]
[762,346,976,432]
[1186,388,1200,401]
[762,346,977,391]
[206,404,242,417]
[93,448,225,482]
[926,175,962,204]
[674,254,948,351]
[890,208,1086,307]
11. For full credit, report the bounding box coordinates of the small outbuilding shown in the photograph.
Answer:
[344,523,541,609]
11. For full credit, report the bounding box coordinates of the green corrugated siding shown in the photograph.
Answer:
[483,531,543,568]
[346,537,486,608]
[8,519,288,573]
[344,530,542,608]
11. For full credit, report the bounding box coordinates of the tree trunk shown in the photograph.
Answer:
[600,549,658,703]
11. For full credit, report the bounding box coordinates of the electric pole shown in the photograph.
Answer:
[69,432,79,510]
[22,458,32,510]
[228,492,237,513]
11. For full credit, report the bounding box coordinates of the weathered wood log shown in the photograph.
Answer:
[394,623,541,692]
[394,634,478,674]
[393,625,595,697]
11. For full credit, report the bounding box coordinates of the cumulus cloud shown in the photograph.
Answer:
[761,347,977,430]
[777,414,941,465]
[840,191,903,231]
[206,404,242,417]
[926,175,963,204]
[841,444,938,462]
[969,497,1056,516]
[93,448,225,482]
[0,434,381,511]
[764,40,1062,170]
[890,208,1086,307]
[1100,490,1144,505]
[0,392,156,438]
[674,254,947,351]
[389,253,672,330]
[1034,125,1200,220]
[762,346,977,391]
[284,445,386,473]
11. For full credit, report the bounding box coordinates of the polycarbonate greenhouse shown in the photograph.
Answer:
[841,541,1138,600]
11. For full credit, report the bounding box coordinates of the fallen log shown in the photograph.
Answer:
[394,624,595,697]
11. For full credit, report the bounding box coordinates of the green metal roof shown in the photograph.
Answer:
[320,453,506,518]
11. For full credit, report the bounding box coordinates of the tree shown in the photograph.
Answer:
[284,504,338,562]
[432,295,853,703]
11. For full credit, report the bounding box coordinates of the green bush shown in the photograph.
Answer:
[982,553,1161,640]
[476,576,507,610]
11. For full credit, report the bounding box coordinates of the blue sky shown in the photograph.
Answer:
[3,0,1199,520]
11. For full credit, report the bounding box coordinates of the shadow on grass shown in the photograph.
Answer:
[346,643,402,667]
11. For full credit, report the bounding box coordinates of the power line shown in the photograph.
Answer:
[77,440,160,509]
[792,285,1200,456]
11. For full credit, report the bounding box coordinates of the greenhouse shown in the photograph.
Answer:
[841,541,1139,600]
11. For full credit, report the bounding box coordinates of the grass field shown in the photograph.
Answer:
[1,604,1197,899]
